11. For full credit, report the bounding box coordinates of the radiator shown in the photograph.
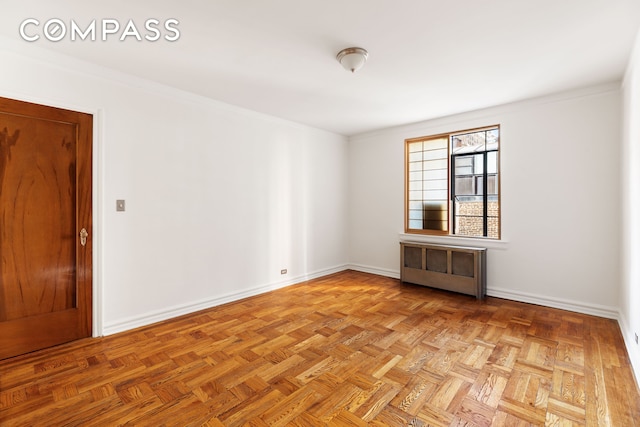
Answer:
[400,242,486,299]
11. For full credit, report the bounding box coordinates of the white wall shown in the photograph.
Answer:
[0,38,348,335]
[348,84,622,317]
[621,29,640,381]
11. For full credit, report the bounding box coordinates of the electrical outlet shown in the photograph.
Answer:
[280,269,287,275]
[635,333,638,345]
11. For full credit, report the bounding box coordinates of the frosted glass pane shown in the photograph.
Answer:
[409,181,423,191]
[408,219,423,229]
[423,201,447,211]
[409,152,423,162]
[425,137,448,150]
[409,191,423,201]
[424,209,447,220]
[423,158,447,170]
[424,189,448,200]
[409,161,423,172]
[409,210,423,220]
[409,171,423,181]
[424,220,447,231]
[423,148,447,161]
[424,179,447,190]
[424,169,448,180]
[408,141,423,152]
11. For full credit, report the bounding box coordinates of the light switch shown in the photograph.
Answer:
[116,199,125,212]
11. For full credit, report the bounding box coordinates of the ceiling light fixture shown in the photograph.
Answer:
[336,47,368,73]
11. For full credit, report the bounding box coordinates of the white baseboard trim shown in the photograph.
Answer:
[617,313,640,388]
[347,264,401,279]
[347,266,619,320]
[487,287,619,319]
[102,264,349,336]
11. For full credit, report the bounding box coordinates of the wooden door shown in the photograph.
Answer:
[0,97,92,360]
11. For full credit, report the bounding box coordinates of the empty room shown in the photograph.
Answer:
[1,1,640,425]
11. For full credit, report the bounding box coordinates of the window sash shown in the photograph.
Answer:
[405,135,450,234]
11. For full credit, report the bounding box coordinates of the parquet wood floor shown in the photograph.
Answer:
[1,270,639,426]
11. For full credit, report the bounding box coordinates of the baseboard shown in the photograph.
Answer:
[102,264,349,336]
[617,312,640,389]
[487,287,619,319]
[348,266,619,319]
[347,264,401,279]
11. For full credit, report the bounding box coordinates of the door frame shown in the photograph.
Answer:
[1,92,105,338]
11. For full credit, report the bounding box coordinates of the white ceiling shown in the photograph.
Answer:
[1,0,639,136]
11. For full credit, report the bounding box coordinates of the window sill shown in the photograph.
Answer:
[398,233,509,250]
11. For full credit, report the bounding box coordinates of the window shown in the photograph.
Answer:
[405,126,500,239]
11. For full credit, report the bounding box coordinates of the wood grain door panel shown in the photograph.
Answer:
[0,97,92,360]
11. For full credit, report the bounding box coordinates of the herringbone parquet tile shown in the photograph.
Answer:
[1,270,638,426]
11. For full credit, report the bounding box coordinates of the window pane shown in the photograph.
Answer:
[426,138,447,150]
[455,164,473,175]
[423,201,448,211]
[409,161,423,172]
[424,189,448,200]
[408,219,423,229]
[409,151,423,162]
[424,179,447,190]
[488,175,498,195]
[409,171,423,182]
[454,199,484,237]
[487,215,499,239]
[424,158,448,171]
[423,148,448,161]
[455,177,474,195]
[409,190,422,201]
[424,169,448,180]
[451,131,486,154]
[486,129,499,151]
[408,209,424,220]
[487,151,497,173]
[409,180,423,191]
[425,220,447,231]
[473,153,484,175]
[408,141,423,152]
[475,176,484,195]
[424,209,447,220]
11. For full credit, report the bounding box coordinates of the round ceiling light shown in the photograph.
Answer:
[336,47,368,73]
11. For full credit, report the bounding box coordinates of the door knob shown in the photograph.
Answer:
[80,228,88,246]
